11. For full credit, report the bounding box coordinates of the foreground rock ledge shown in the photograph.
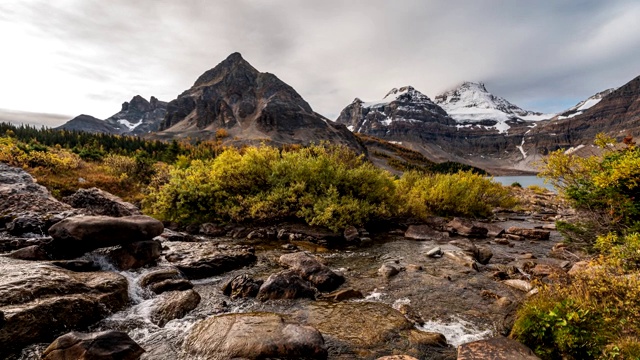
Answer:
[184,312,328,360]
[0,257,129,358]
[42,330,144,360]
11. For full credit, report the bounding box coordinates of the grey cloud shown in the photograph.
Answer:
[0,109,72,128]
[2,0,639,119]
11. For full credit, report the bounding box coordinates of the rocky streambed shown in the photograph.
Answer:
[0,163,570,359]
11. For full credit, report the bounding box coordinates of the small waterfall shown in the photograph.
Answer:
[417,317,493,347]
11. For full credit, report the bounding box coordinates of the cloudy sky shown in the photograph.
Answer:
[1,0,639,127]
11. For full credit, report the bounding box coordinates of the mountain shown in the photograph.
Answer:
[156,52,363,152]
[57,95,167,135]
[555,88,617,120]
[433,82,553,133]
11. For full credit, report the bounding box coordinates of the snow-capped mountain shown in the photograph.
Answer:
[556,88,617,120]
[434,82,553,133]
[336,86,454,134]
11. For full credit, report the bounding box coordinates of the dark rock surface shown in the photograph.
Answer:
[279,252,345,292]
[107,240,162,270]
[163,242,257,279]
[63,187,141,217]
[457,336,540,360]
[149,289,201,327]
[221,274,263,299]
[257,270,317,301]
[42,330,144,360]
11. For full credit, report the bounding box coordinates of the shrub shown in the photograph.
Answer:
[511,181,522,188]
[396,171,516,219]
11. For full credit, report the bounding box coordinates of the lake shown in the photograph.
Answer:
[491,175,555,191]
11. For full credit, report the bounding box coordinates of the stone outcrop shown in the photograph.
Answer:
[457,336,540,360]
[279,252,345,292]
[42,330,144,360]
[184,313,328,360]
[0,257,129,358]
[63,187,141,217]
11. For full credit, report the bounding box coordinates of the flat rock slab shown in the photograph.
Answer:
[47,215,164,258]
[279,252,344,292]
[164,242,257,279]
[0,257,129,358]
[184,312,327,360]
[42,330,144,360]
[457,337,540,360]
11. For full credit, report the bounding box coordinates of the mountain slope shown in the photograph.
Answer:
[157,52,363,152]
[57,95,167,135]
[555,88,617,120]
[434,82,552,133]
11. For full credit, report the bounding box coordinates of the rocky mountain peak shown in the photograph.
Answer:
[556,88,617,119]
[193,52,259,88]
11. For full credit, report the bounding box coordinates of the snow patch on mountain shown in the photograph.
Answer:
[117,118,144,130]
[434,82,552,134]
[556,88,616,120]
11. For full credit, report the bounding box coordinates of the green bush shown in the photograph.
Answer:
[396,170,515,219]
[511,181,522,188]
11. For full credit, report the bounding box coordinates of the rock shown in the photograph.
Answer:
[42,330,144,360]
[378,263,400,278]
[138,267,181,288]
[0,257,129,358]
[506,234,524,241]
[164,242,257,280]
[184,312,327,360]
[377,356,419,360]
[396,303,425,326]
[344,225,359,242]
[198,222,226,236]
[149,279,193,294]
[494,238,510,245]
[457,336,540,359]
[279,252,344,292]
[495,297,513,308]
[107,240,162,270]
[6,213,47,236]
[506,227,550,240]
[320,288,364,301]
[406,264,423,272]
[404,225,447,240]
[568,260,593,276]
[484,223,506,238]
[221,274,263,299]
[46,215,164,258]
[541,224,556,230]
[62,187,141,217]
[407,329,448,347]
[426,246,443,258]
[446,218,488,238]
[503,279,533,292]
[476,246,493,265]
[6,244,50,260]
[51,260,101,272]
[155,228,196,242]
[444,251,479,271]
[257,270,317,301]
[150,289,201,327]
[0,235,52,253]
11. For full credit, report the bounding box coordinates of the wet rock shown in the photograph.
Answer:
[138,267,181,288]
[221,274,263,299]
[0,257,129,358]
[199,222,226,236]
[484,223,505,238]
[51,259,101,272]
[506,227,550,240]
[444,251,479,271]
[155,228,195,242]
[494,238,510,245]
[150,289,201,327]
[149,279,193,294]
[42,330,144,360]
[449,239,478,256]
[446,218,488,238]
[378,263,400,278]
[107,240,162,270]
[404,225,446,240]
[426,246,443,258]
[457,336,540,359]
[164,242,257,280]
[279,252,344,292]
[184,313,327,360]
[6,213,47,236]
[0,236,52,253]
[6,244,50,260]
[63,187,141,217]
[344,225,359,242]
[320,288,364,301]
[396,303,425,326]
[505,234,524,241]
[46,215,164,258]
[257,270,317,301]
[476,246,493,265]
[407,329,448,347]
[377,356,419,360]
[503,279,533,292]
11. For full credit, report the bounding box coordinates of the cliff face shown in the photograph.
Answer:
[157,53,364,152]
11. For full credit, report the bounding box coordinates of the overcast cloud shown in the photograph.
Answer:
[1,0,639,127]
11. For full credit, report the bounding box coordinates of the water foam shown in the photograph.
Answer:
[417,317,493,347]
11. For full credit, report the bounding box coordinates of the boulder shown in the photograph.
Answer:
[426,246,443,258]
[0,257,129,358]
[506,227,550,240]
[148,279,193,294]
[503,279,533,292]
[6,244,50,260]
[404,225,447,240]
[184,313,327,360]
[378,263,400,278]
[6,212,48,236]
[46,215,164,258]
[257,270,317,301]
[484,223,506,238]
[107,240,162,270]
[199,223,226,236]
[150,289,201,327]
[42,330,144,360]
[446,218,488,238]
[320,288,364,301]
[62,187,141,217]
[457,336,540,359]
[279,252,344,292]
[476,246,493,265]
[164,242,257,280]
[154,228,196,242]
[343,225,359,242]
[221,274,263,299]
[138,267,181,288]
